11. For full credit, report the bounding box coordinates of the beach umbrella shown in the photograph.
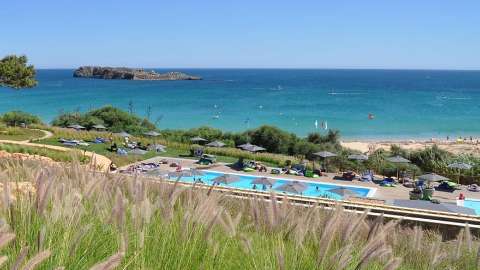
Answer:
[448,162,473,184]
[238,142,253,149]
[448,162,472,170]
[243,144,266,152]
[386,155,410,163]
[348,154,368,173]
[212,174,240,185]
[348,154,368,161]
[68,124,85,130]
[417,173,449,185]
[313,151,337,158]
[251,177,276,186]
[115,131,131,137]
[92,124,106,130]
[148,144,166,152]
[313,151,337,172]
[168,170,194,179]
[327,187,360,198]
[190,136,207,143]
[206,140,226,147]
[276,181,308,194]
[143,131,160,137]
[386,155,411,180]
[242,144,266,162]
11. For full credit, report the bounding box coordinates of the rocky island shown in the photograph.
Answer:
[73,66,201,80]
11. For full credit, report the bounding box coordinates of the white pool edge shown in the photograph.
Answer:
[202,169,377,198]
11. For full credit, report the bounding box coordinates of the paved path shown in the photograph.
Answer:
[0,129,111,172]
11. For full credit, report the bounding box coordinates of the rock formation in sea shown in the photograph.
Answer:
[73,66,201,80]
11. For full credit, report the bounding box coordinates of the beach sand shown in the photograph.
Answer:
[341,140,480,156]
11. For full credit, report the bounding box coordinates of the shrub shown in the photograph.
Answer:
[247,125,297,154]
[51,106,156,134]
[1,111,43,126]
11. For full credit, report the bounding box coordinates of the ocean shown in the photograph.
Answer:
[1,69,479,140]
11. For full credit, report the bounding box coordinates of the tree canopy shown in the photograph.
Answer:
[51,106,157,134]
[1,111,43,126]
[0,55,37,89]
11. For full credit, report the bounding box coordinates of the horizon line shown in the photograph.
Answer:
[35,66,480,72]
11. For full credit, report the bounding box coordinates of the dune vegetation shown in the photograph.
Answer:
[0,159,478,269]
[0,143,88,163]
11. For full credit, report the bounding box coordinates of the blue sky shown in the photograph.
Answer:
[1,0,479,69]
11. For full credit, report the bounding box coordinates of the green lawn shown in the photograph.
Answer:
[0,127,45,141]
[0,142,88,163]
[37,138,241,167]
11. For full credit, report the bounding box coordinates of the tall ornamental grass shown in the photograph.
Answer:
[0,159,478,269]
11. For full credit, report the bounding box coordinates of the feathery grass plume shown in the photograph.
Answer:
[464,223,472,252]
[413,226,424,251]
[37,226,46,252]
[2,178,11,209]
[119,232,128,254]
[384,257,402,270]
[89,252,124,270]
[218,211,241,237]
[354,232,387,270]
[0,232,15,249]
[316,207,342,266]
[54,267,65,270]
[68,224,92,256]
[366,214,384,241]
[0,256,7,267]
[249,195,263,228]
[329,243,354,270]
[203,208,223,243]
[239,233,253,255]
[275,247,285,270]
[12,246,30,270]
[34,171,54,216]
[341,209,369,244]
[476,245,480,269]
[110,187,126,230]
[22,249,51,270]
[454,228,466,261]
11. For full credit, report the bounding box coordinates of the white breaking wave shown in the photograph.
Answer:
[328,91,366,95]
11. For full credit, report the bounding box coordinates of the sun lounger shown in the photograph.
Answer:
[342,171,356,181]
[271,168,281,174]
[380,177,396,187]
[361,171,373,182]
[117,148,128,156]
[436,181,459,192]
[468,184,480,192]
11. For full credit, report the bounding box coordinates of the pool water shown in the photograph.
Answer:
[167,170,374,200]
[461,199,480,215]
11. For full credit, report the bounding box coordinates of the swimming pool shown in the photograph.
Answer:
[459,199,480,215]
[167,170,376,200]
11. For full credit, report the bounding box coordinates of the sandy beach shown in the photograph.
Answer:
[341,139,480,156]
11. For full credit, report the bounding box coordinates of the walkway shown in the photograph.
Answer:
[0,129,112,172]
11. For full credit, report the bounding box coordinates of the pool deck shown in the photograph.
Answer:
[124,156,480,203]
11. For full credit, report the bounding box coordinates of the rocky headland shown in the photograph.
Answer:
[73,66,201,80]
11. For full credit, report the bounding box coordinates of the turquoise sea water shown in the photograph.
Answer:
[0,69,479,139]
[167,170,373,199]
